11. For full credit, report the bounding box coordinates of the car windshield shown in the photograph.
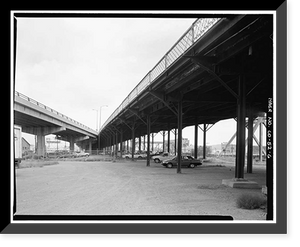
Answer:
[172,156,195,160]
[186,156,194,160]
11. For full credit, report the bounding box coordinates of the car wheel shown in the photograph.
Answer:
[137,156,142,159]
[167,163,173,168]
[154,158,160,163]
[189,164,196,168]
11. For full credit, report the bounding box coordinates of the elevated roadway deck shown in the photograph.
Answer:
[14,91,98,155]
[99,15,273,177]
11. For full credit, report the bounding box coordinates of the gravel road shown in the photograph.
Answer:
[15,160,267,220]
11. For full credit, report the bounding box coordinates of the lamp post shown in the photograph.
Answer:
[99,105,108,131]
[92,109,99,131]
[98,105,108,153]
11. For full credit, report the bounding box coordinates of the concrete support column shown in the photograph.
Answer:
[98,133,100,151]
[69,136,74,152]
[177,99,183,174]
[89,139,92,154]
[36,127,46,157]
[235,76,246,179]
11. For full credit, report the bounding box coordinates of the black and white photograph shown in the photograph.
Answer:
[5,5,288,235]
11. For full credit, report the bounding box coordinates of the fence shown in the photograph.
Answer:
[22,149,147,161]
[15,91,96,133]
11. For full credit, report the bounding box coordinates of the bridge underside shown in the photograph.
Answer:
[99,15,273,177]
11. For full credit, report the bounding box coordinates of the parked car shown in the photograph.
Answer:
[150,151,163,157]
[75,151,90,157]
[46,151,60,159]
[122,152,147,159]
[152,152,175,163]
[59,151,76,158]
[161,155,202,168]
[14,125,22,167]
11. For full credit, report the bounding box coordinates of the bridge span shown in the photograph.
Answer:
[14,91,98,156]
[98,15,273,179]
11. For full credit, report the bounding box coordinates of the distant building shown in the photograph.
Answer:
[46,135,69,152]
[22,137,31,154]
[221,142,236,155]
[45,135,79,152]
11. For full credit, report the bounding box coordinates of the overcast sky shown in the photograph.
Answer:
[15,16,263,147]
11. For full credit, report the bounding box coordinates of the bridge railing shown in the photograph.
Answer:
[15,91,96,133]
[100,17,221,132]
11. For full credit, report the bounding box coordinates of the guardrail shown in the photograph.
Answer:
[100,17,222,132]
[15,91,96,133]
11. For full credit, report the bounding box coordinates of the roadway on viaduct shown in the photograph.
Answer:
[14,91,98,156]
[98,15,273,177]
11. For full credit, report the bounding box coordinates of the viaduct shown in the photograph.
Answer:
[14,14,273,185]
[14,91,98,156]
[97,15,273,180]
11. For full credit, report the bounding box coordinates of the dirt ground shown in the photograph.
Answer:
[15,158,267,220]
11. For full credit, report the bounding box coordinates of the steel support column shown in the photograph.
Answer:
[120,129,123,157]
[235,76,246,178]
[167,125,170,153]
[203,124,207,159]
[247,109,254,173]
[131,125,135,161]
[259,121,263,161]
[174,129,177,155]
[138,135,141,152]
[177,99,183,174]
[194,119,198,159]
[162,131,165,152]
[115,130,118,159]
[109,134,112,154]
[151,133,154,152]
[147,115,151,166]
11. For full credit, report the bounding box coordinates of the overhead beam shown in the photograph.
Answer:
[127,108,147,125]
[22,126,66,136]
[189,57,238,99]
[148,91,178,116]
[183,97,236,103]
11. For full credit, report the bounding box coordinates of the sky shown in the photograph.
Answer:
[15,16,264,148]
